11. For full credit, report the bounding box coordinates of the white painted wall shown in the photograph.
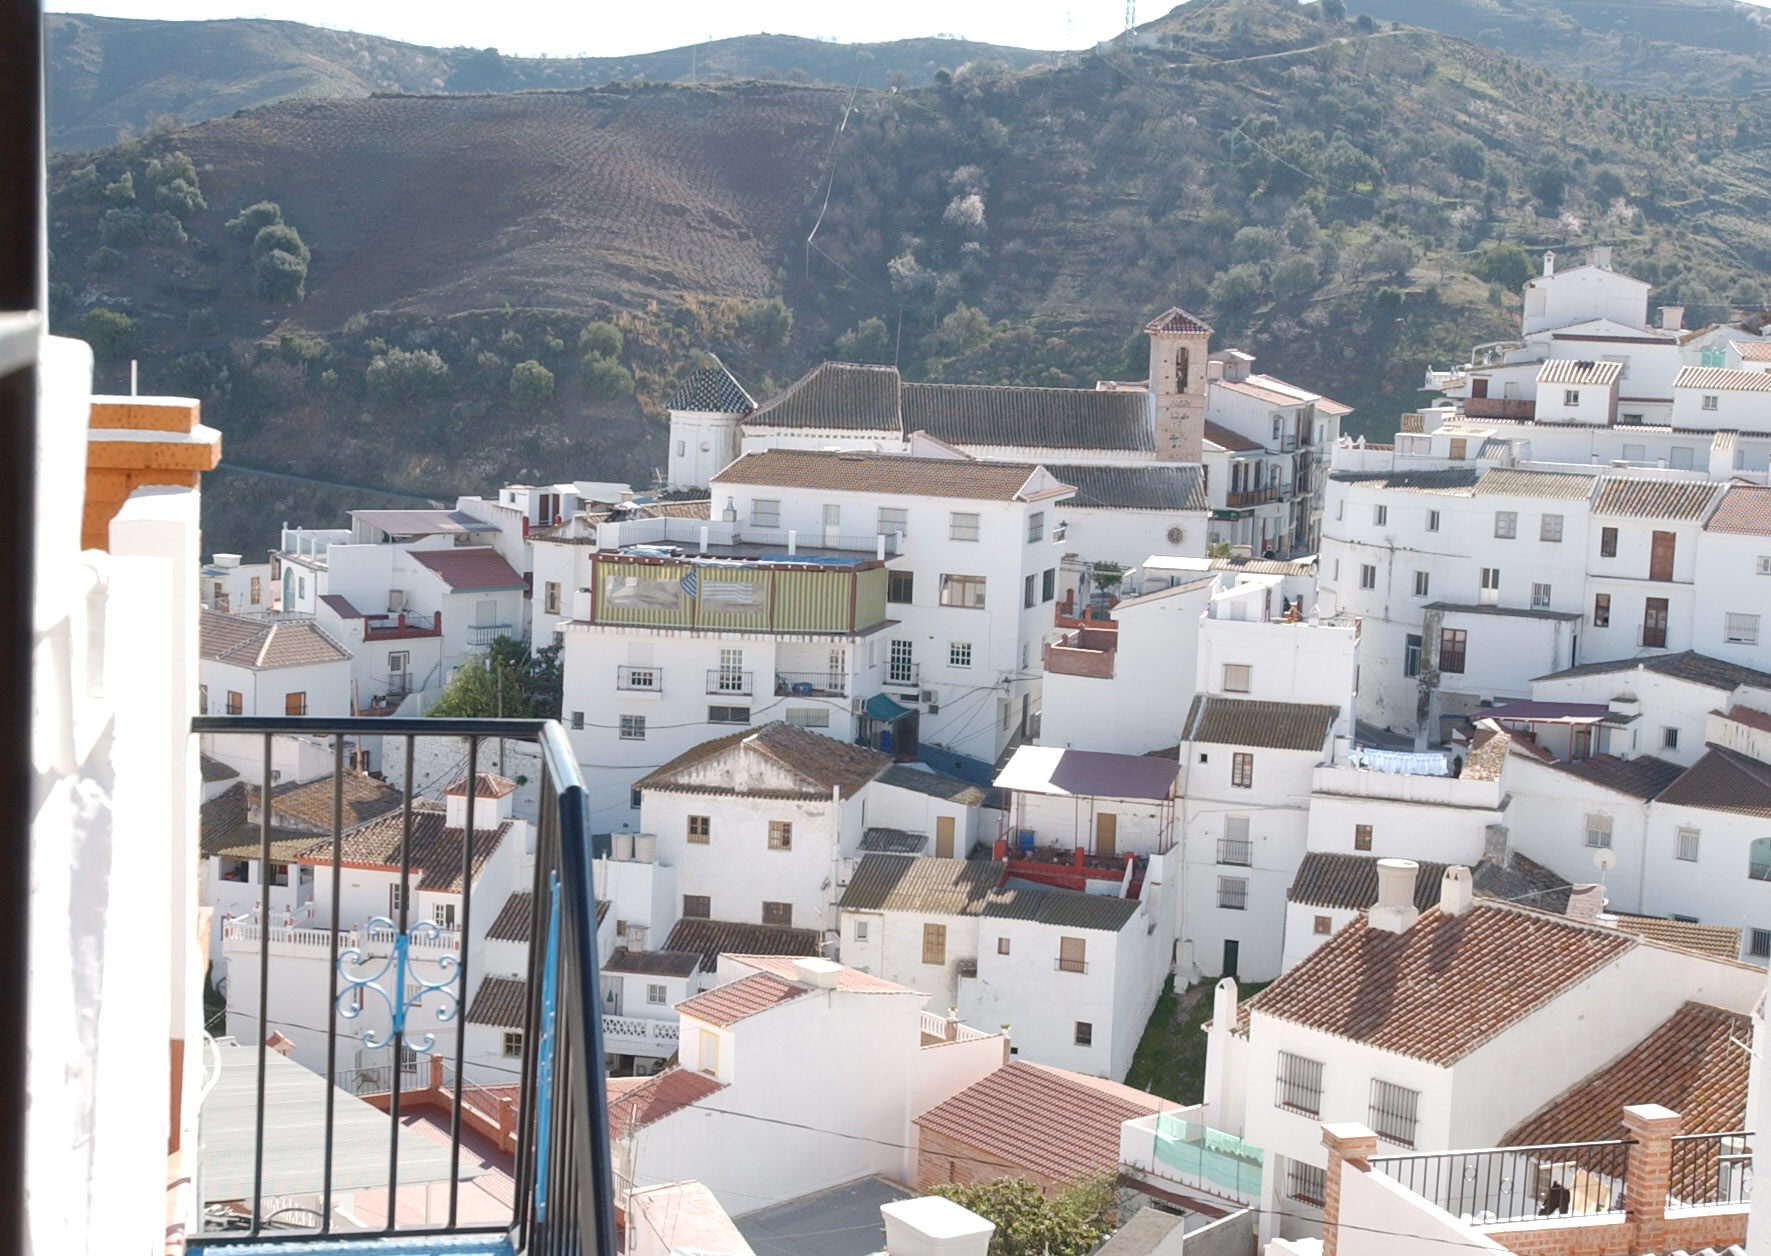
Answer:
[200,653,352,719]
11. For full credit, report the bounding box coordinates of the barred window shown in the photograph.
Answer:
[949,512,981,542]
[1369,1079,1421,1147]
[950,641,973,668]
[647,983,668,1005]
[1231,752,1254,788]
[1494,511,1517,539]
[1541,514,1564,542]
[751,499,781,529]
[1218,816,1252,866]
[786,707,830,728]
[1584,813,1613,849]
[687,815,711,845]
[768,821,793,851]
[1276,1051,1324,1115]
[619,714,646,740]
[1217,876,1248,911]
[878,507,908,536]
[922,923,947,965]
[1286,1159,1327,1207]
[1676,826,1700,863]
[1028,512,1045,543]
[1753,929,1771,958]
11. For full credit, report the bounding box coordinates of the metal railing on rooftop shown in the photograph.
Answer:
[706,669,753,696]
[1668,1131,1754,1209]
[187,715,615,1256]
[1373,1139,1631,1226]
[775,671,847,698]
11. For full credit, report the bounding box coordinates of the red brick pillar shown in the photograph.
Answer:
[1321,1122,1379,1256]
[1623,1103,1681,1253]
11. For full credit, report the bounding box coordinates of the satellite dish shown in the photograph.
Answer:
[1167,526,1186,545]
[1592,848,1618,873]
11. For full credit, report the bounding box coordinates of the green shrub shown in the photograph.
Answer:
[1232,226,1281,264]
[738,297,792,350]
[834,317,892,362]
[1209,262,1265,310]
[79,309,143,360]
[99,208,146,248]
[365,347,450,402]
[278,332,326,363]
[155,178,207,218]
[187,307,221,336]
[342,311,369,337]
[510,359,555,408]
[578,320,624,358]
[251,223,309,264]
[1469,242,1533,290]
[144,151,198,187]
[87,245,125,272]
[144,210,188,245]
[1271,252,1322,299]
[254,248,307,304]
[226,201,282,240]
[581,353,635,401]
[65,164,102,202]
[103,172,135,204]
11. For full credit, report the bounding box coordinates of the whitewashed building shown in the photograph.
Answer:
[198,609,352,720]
[200,550,274,613]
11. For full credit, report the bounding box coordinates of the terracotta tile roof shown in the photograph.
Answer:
[1733,340,1771,362]
[1474,468,1598,500]
[1505,1003,1749,1146]
[1657,747,1771,818]
[604,947,701,978]
[726,953,924,992]
[666,365,755,414]
[200,611,352,669]
[914,1061,1166,1184]
[839,854,1141,931]
[1203,420,1264,453]
[877,763,988,805]
[486,892,532,942]
[465,975,528,1027]
[1591,477,1722,521]
[1704,485,1771,536]
[607,1068,726,1139]
[1546,754,1685,800]
[1535,650,1771,691]
[444,771,519,798]
[318,593,365,618]
[1606,913,1742,959]
[744,362,904,432]
[634,722,894,800]
[1146,307,1214,336]
[713,450,1059,502]
[1676,365,1771,392]
[1460,726,1512,781]
[1319,398,1354,416]
[298,806,512,891]
[1474,851,1574,914]
[861,826,928,853]
[662,918,820,970]
[1044,463,1208,512]
[202,753,240,782]
[1288,853,1450,912]
[903,383,1152,452]
[1245,903,1635,1065]
[1181,696,1340,752]
[1721,704,1771,734]
[253,770,404,832]
[1538,359,1623,386]
[674,972,808,1027]
[410,547,526,592]
[1328,469,1480,495]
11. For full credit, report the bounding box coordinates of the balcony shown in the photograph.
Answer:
[1225,486,1282,508]
[775,671,847,698]
[362,610,441,641]
[467,623,516,648]
[617,664,663,693]
[1044,627,1116,680]
[884,663,920,689]
[1053,957,1088,974]
[1463,397,1536,420]
[601,1013,680,1058]
[1120,1108,1263,1208]
[187,713,616,1254]
[706,669,753,696]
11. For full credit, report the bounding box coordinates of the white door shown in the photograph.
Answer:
[823,504,841,549]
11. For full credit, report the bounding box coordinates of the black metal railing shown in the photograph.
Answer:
[1217,838,1253,866]
[1668,1131,1754,1209]
[705,669,753,696]
[775,671,847,698]
[1373,1140,1632,1225]
[616,665,662,693]
[188,716,615,1256]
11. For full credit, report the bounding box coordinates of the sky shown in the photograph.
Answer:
[57,1,1138,56]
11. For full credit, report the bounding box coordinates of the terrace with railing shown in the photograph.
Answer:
[1120,1107,1263,1209]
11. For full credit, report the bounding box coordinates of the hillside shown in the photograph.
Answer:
[46,0,1771,553]
[47,12,1052,151]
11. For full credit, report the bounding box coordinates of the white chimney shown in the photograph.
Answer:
[1662,305,1684,332]
[1440,865,1475,918]
[880,1197,995,1256]
[213,552,242,569]
[792,957,844,990]
[1591,245,1612,271]
[1542,250,1556,278]
[1567,883,1607,923]
[1369,858,1420,935]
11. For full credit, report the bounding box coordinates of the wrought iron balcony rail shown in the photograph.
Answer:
[188,715,615,1256]
[1372,1138,1632,1226]
[775,671,848,698]
[1668,1130,1754,1209]
[706,669,753,696]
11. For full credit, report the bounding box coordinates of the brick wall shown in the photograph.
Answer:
[915,1127,1065,1195]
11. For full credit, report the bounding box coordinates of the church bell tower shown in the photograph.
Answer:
[1145,307,1213,464]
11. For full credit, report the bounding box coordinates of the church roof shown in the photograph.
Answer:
[666,365,755,415]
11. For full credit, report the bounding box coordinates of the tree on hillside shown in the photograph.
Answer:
[739,297,793,350]
[579,320,624,359]
[929,1178,1114,1256]
[834,317,892,363]
[428,638,561,719]
[510,359,555,408]
[79,309,143,360]
[366,347,450,403]
[1470,242,1534,291]
[255,248,307,304]
[227,200,282,240]
[582,353,635,401]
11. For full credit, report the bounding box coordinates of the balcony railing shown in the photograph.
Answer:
[1373,1139,1631,1226]
[1217,838,1253,867]
[363,611,441,640]
[1054,957,1088,974]
[706,669,753,696]
[775,671,847,698]
[1226,486,1282,508]
[1668,1131,1754,1209]
[467,623,516,648]
[187,714,616,1255]
[738,528,901,557]
[602,1014,680,1056]
[885,663,919,688]
[616,665,663,693]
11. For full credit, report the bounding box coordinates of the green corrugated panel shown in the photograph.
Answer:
[855,568,887,629]
[773,569,851,632]
[598,561,691,626]
[694,567,774,630]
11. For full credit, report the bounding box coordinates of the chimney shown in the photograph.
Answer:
[1567,883,1607,923]
[880,1197,995,1256]
[1591,245,1612,271]
[1543,250,1556,278]
[1369,859,1420,935]
[1440,865,1475,918]
[1661,305,1684,332]
[792,957,844,990]
[1482,823,1510,866]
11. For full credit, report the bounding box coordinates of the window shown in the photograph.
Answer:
[1759,556,1771,576]
[949,512,981,542]
[619,714,646,740]
[1219,816,1252,866]
[1541,514,1564,542]
[922,923,947,965]
[269,862,291,887]
[631,788,642,809]
[1726,613,1761,646]
[878,506,908,536]
[219,858,248,883]
[698,1030,719,1075]
[1074,1022,1093,1047]
[1042,568,1056,602]
[1753,929,1771,959]
[199,684,209,714]
[687,815,711,845]
[502,1030,524,1058]
[855,920,869,941]
[1231,752,1254,789]
[1287,1159,1327,1207]
[1359,564,1376,590]
[786,707,830,728]
[1531,583,1552,609]
[949,641,973,668]
[432,901,456,930]
[1751,838,1771,882]
[1677,826,1700,862]
[1601,526,1618,558]
[1369,1080,1421,1147]
[389,883,406,916]
[939,574,987,609]
[1313,915,1332,936]
[1563,389,1580,407]
[1413,571,1429,598]
[707,705,750,724]
[1480,567,1500,591]
[889,640,914,683]
[1494,511,1518,539]
[1024,574,1037,608]
[997,936,1011,955]
[1404,634,1422,679]
[888,570,914,603]
[1354,824,1373,852]
[646,983,668,1005]
[1217,876,1248,910]
[1644,597,1670,648]
[249,575,262,605]
[1276,1051,1325,1116]
[683,895,710,918]
[569,710,586,730]
[1663,727,1679,750]
[544,581,561,614]
[1057,936,1087,973]
[1703,394,1719,412]
[1373,504,1388,526]
[1593,594,1611,628]
[1426,509,1440,532]
[1028,512,1045,543]
[768,821,793,851]
[226,690,243,715]
[762,901,793,926]
[1222,664,1251,694]
[1585,814,1613,849]
[750,498,781,529]
[1438,628,1467,674]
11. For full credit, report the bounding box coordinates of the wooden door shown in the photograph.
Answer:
[935,816,955,859]
[1096,812,1118,860]
[1644,597,1669,648]
[1650,531,1676,581]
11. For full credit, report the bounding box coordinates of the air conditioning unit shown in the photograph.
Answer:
[387,589,407,612]
[921,689,938,704]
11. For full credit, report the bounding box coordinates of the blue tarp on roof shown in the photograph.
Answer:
[864,693,914,721]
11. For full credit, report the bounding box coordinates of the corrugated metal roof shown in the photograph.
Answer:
[1705,484,1771,536]
[1475,468,1598,500]
[859,826,928,853]
[1044,463,1208,512]
[839,854,1140,930]
[713,450,1053,502]
[350,509,499,536]
[604,947,701,978]
[1538,359,1623,386]
[994,745,1180,801]
[1181,696,1340,751]
[876,763,987,805]
[1676,366,1771,392]
[1591,477,1722,520]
